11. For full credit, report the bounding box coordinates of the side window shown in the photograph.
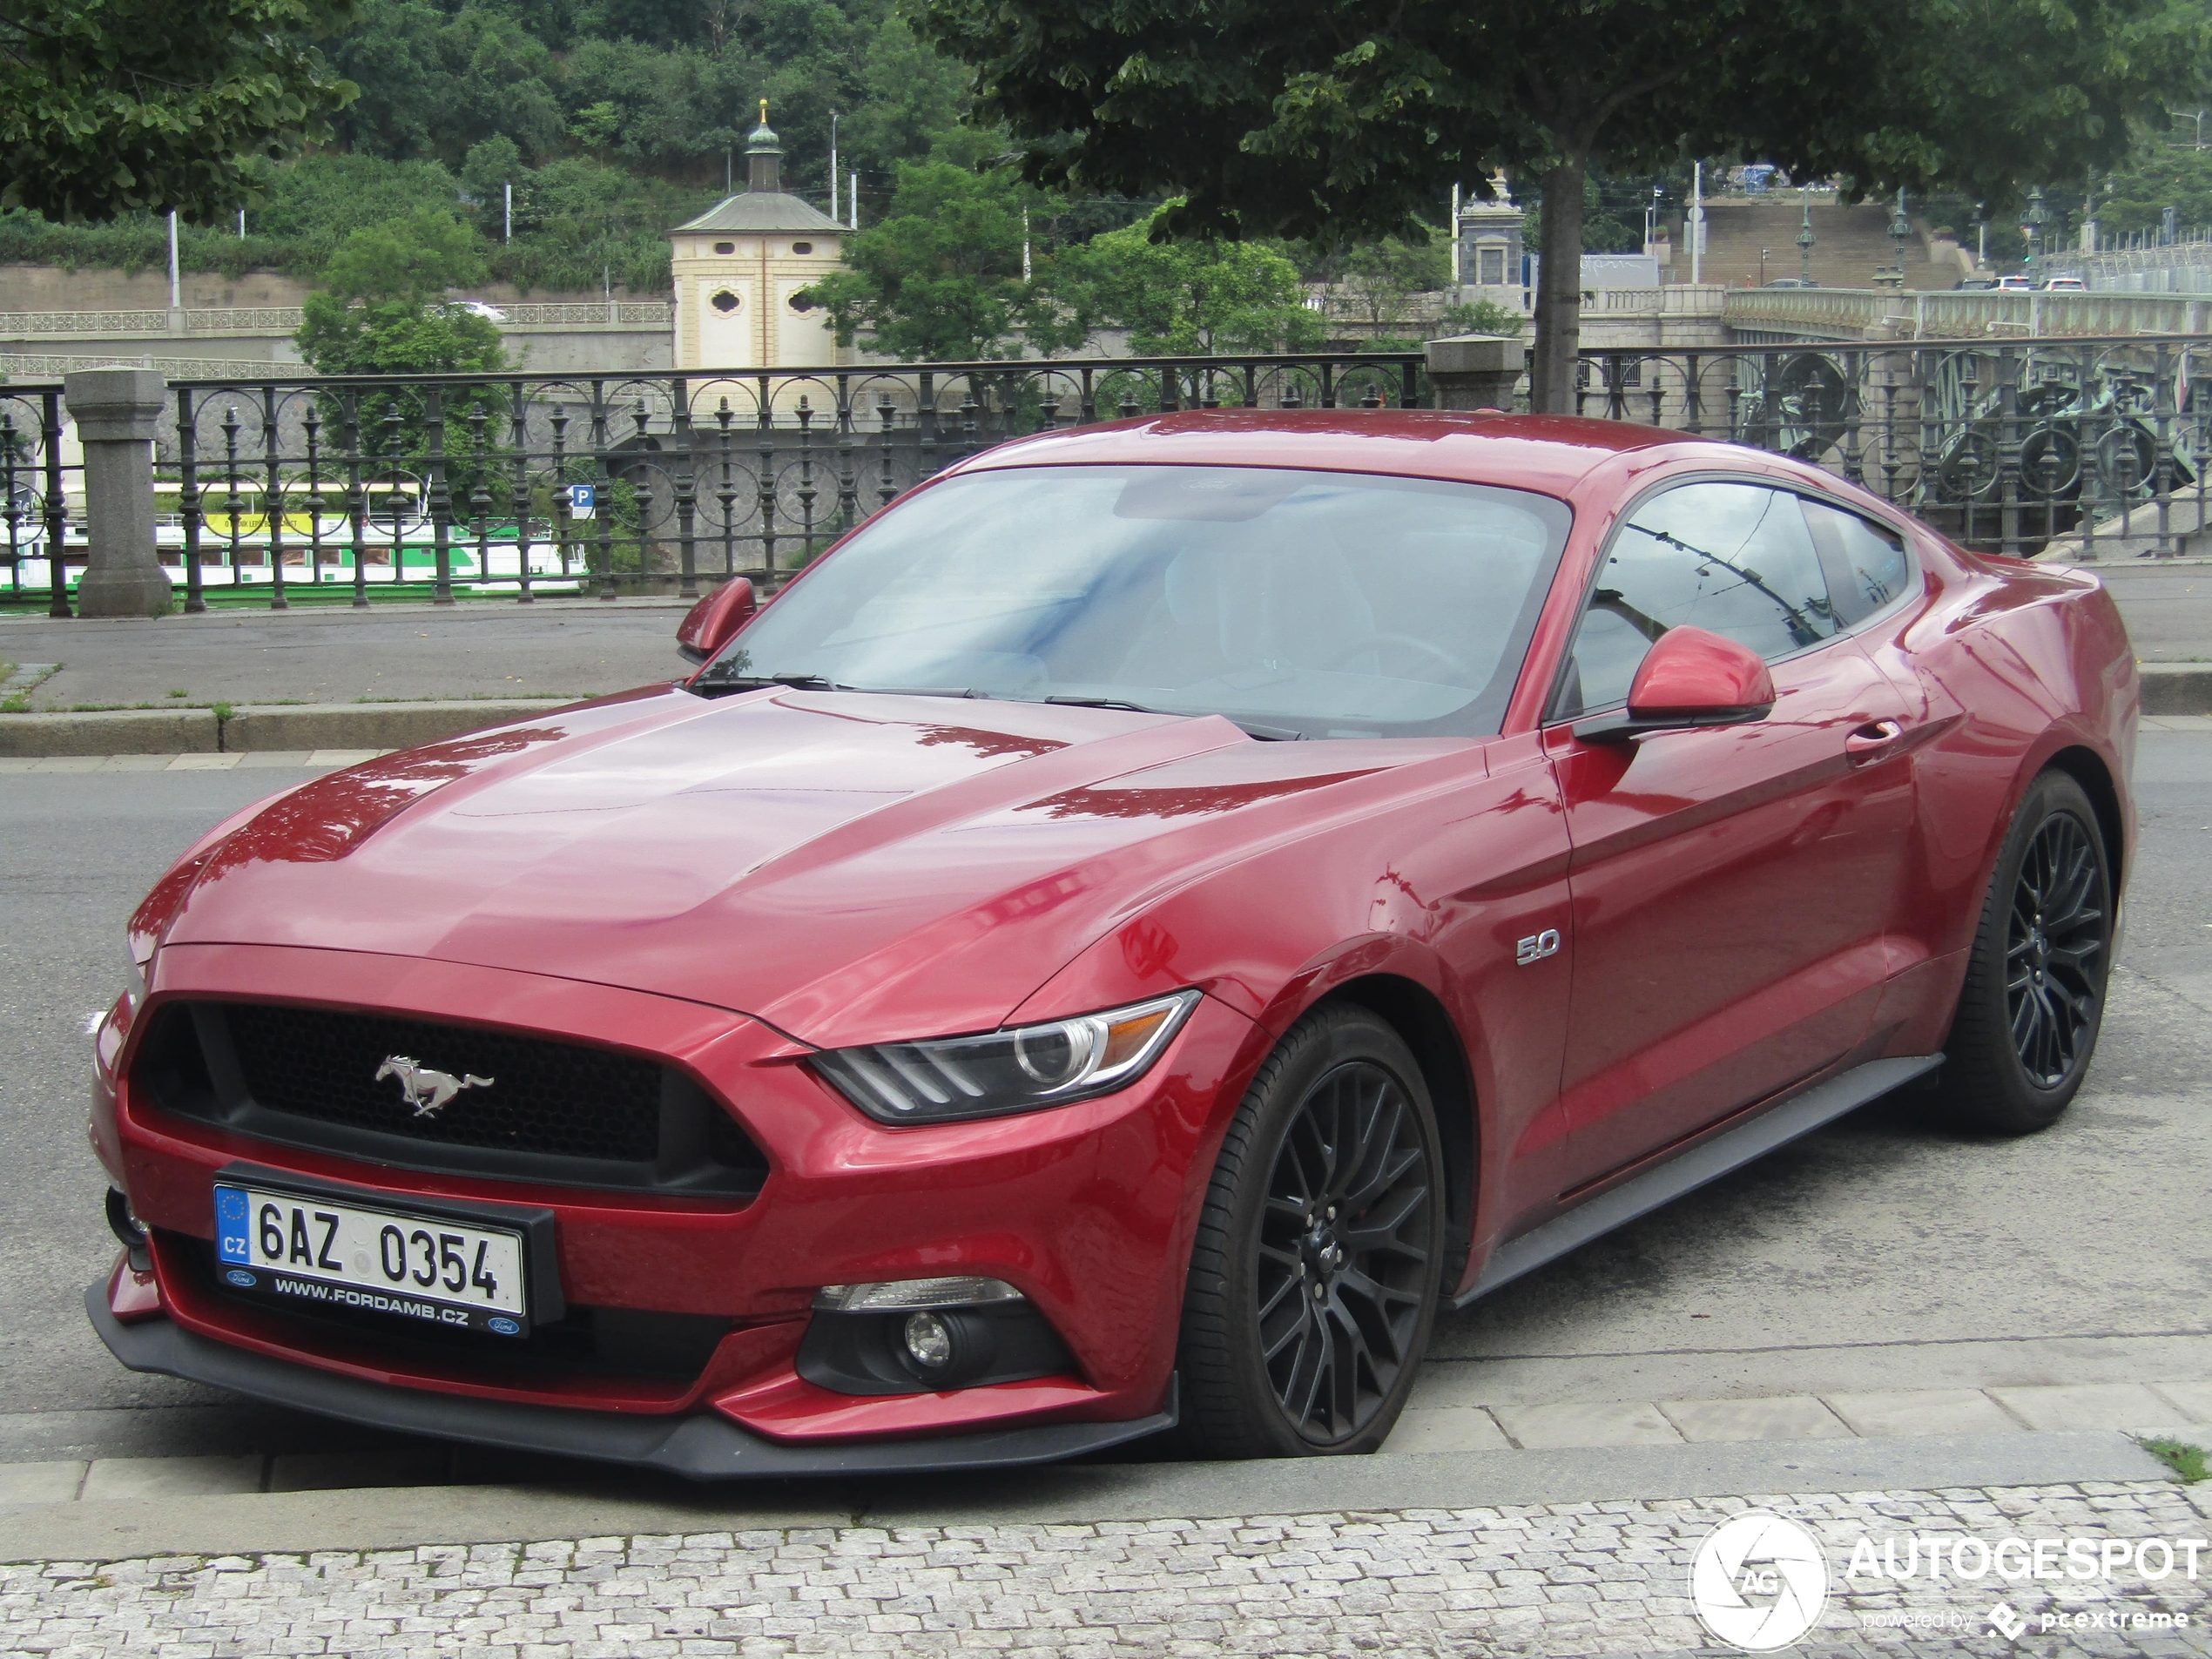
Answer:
[1556,482,1841,715]
[1798,497,1912,626]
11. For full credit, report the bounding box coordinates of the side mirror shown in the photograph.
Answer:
[677,577,757,664]
[1573,624,1776,743]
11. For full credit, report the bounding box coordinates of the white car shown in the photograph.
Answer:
[2042,276,2086,292]
[1994,274,2034,293]
[448,300,509,322]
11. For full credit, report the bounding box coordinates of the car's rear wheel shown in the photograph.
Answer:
[1944,770,2113,1133]
[1177,1004,1443,1458]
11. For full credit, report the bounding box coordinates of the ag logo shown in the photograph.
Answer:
[1689,1511,1829,1652]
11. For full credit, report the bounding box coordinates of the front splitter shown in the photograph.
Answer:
[85,1283,1177,1480]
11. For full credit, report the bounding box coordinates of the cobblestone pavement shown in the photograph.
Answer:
[6,1481,2209,1658]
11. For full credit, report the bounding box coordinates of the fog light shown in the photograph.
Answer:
[902,1311,954,1371]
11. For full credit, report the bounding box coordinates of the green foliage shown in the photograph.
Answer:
[1438,300,1527,339]
[2141,1438,2209,1482]
[2093,118,2212,238]
[804,161,1083,360]
[0,0,361,220]
[909,0,2212,402]
[320,210,485,303]
[1075,212,1325,354]
[1302,229,1449,331]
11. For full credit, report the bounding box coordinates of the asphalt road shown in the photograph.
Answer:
[1,734,2206,1463]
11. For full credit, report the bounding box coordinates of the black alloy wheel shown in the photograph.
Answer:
[1177,1005,1444,1458]
[1945,770,2113,1133]
[2006,812,2106,1087]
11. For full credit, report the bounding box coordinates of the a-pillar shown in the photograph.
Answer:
[1425,334,1526,410]
[64,366,174,617]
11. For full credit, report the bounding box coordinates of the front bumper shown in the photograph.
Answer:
[88,1281,1177,1479]
[93,944,1263,1460]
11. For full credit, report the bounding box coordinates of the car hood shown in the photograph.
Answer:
[159,686,1471,1047]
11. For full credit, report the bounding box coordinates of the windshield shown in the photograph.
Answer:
[694,463,1573,739]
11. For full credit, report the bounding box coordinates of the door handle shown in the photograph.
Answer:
[1844,718,1905,765]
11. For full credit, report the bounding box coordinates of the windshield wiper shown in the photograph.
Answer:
[1042,694,1298,741]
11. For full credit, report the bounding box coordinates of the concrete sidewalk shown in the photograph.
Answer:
[0,597,692,710]
[0,598,698,754]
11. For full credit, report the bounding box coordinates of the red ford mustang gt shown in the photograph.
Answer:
[89,410,2135,1474]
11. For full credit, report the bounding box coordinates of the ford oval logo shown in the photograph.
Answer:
[224,1269,257,1288]
[487,1316,522,1336]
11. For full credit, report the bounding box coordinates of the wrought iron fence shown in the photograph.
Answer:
[1571,334,2212,558]
[0,381,79,618]
[10,354,1424,610]
[6,337,2210,612]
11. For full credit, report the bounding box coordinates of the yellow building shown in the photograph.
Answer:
[669,105,847,371]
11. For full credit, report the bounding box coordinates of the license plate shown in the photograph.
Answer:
[213,1183,529,1338]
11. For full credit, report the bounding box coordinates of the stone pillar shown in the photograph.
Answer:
[64,366,174,617]
[1425,334,1525,410]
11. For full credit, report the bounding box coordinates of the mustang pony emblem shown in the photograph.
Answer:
[374,1055,494,1118]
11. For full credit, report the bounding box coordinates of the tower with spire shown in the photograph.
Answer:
[668,100,849,370]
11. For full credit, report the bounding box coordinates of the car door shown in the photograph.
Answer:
[1544,477,1919,1190]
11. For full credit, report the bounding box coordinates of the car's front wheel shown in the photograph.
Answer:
[1177,1004,1444,1458]
[1944,769,2114,1133]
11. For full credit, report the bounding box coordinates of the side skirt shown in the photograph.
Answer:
[1457,1053,1942,1306]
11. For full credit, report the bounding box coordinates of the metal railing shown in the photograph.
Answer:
[1572,334,2212,558]
[9,338,2209,613]
[9,354,1424,610]
[0,382,81,619]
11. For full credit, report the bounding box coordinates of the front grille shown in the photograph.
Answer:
[134,1001,766,1198]
[226,1002,660,1162]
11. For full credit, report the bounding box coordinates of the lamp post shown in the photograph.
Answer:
[2023,185,2048,281]
[1797,201,1816,284]
[1889,187,1912,283]
[1974,201,1987,269]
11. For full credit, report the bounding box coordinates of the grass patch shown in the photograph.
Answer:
[2141,1438,2209,1482]
[211,701,234,724]
[0,693,27,713]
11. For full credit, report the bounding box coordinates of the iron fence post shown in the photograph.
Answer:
[425,387,455,604]
[590,381,616,601]
[304,405,324,591]
[469,405,493,592]
[261,384,287,610]
[43,390,69,617]
[671,379,698,598]
[835,374,858,533]
[176,388,206,614]
[509,378,534,604]
[715,400,737,578]
[343,391,368,608]
[796,397,818,566]
[756,376,778,582]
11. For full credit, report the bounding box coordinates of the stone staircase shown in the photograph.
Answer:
[1690,192,1952,290]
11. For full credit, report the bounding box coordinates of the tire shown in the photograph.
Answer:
[1177,1003,1446,1458]
[1942,770,2114,1134]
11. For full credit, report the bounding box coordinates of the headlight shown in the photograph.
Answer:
[810,989,1202,1125]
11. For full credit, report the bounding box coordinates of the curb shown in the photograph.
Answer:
[0,698,581,758]
[220,699,580,753]
[0,1430,2187,1565]
[2140,661,2212,716]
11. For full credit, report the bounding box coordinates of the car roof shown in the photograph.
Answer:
[951,408,1703,497]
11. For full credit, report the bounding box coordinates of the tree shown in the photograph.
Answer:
[1076,212,1325,354]
[1304,232,1449,337]
[909,0,2212,411]
[295,210,506,375]
[804,159,1084,359]
[0,0,361,220]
